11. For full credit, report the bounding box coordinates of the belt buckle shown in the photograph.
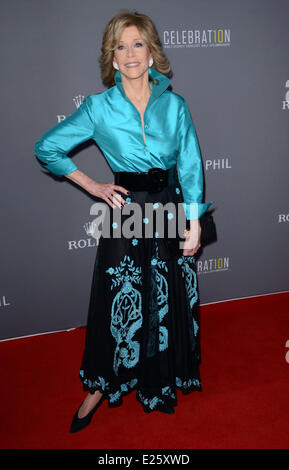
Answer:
[148,167,167,193]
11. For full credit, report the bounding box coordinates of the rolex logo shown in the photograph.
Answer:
[73,94,85,109]
[67,220,101,250]
[57,94,86,122]
[278,213,289,223]
[83,221,98,237]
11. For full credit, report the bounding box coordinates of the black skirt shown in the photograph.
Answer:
[79,176,202,413]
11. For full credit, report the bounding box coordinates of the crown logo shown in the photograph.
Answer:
[73,94,85,109]
[83,221,97,237]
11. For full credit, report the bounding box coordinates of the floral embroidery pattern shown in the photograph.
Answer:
[137,391,165,410]
[177,256,200,347]
[79,370,109,391]
[146,241,169,357]
[79,370,138,406]
[108,378,138,404]
[177,256,198,310]
[176,376,201,389]
[79,371,200,409]
[106,255,143,375]
[136,385,176,411]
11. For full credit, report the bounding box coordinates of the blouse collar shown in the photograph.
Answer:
[114,67,171,101]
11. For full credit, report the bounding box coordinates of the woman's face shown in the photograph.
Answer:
[113,25,152,81]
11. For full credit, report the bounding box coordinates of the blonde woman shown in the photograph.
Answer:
[34,10,213,433]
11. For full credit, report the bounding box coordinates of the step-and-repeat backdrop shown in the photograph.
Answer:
[1,0,288,340]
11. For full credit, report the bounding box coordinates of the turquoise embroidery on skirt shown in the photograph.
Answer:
[79,369,200,408]
[177,256,199,345]
[147,241,169,357]
[108,378,138,404]
[176,376,200,388]
[79,370,109,391]
[178,256,198,310]
[106,255,143,376]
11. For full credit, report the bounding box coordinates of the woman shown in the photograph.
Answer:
[34,10,213,433]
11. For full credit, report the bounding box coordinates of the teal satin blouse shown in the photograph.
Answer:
[34,67,214,219]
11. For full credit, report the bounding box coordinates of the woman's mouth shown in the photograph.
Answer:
[125,62,140,68]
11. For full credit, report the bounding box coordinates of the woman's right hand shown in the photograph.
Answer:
[87,181,130,210]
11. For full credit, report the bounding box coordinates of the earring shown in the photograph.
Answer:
[149,57,153,67]
[113,61,119,70]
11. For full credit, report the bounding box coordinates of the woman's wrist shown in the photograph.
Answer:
[189,218,201,232]
[184,219,201,237]
[65,169,96,193]
[189,218,200,226]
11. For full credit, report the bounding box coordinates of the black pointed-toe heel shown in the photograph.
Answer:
[70,393,106,434]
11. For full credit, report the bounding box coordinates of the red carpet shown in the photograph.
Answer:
[0,292,288,449]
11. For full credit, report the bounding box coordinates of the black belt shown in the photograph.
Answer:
[114,167,169,193]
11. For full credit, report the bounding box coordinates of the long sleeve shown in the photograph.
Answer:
[34,95,95,176]
[177,98,214,220]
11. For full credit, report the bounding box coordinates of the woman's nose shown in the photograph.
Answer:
[126,46,136,56]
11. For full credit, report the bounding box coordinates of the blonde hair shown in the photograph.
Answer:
[99,9,171,88]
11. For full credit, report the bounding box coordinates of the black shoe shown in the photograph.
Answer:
[70,393,106,433]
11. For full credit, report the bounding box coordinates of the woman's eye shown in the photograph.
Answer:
[117,43,143,50]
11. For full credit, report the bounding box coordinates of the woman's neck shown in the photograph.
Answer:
[121,72,152,103]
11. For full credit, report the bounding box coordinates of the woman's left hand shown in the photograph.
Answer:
[182,219,201,256]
